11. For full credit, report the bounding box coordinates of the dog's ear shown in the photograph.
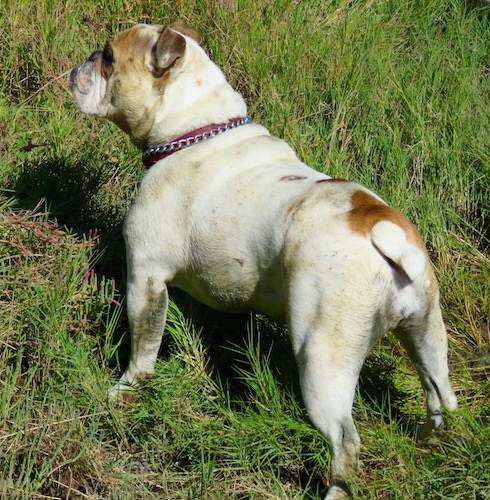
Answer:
[168,21,202,45]
[152,22,202,77]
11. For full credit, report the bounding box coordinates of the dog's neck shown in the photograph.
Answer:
[142,116,250,168]
[137,40,248,151]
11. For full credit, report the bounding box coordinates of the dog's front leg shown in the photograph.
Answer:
[109,277,169,400]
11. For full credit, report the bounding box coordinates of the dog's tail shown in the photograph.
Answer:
[370,220,427,281]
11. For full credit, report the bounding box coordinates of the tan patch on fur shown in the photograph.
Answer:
[348,190,426,250]
[111,25,151,61]
[104,22,200,77]
[349,190,440,295]
[349,190,439,299]
[167,21,202,44]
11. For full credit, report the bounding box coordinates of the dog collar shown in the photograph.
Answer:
[142,117,250,168]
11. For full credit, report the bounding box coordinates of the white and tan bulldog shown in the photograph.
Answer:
[70,21,457,499]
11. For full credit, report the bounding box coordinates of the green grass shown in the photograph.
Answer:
[1,0,489,498]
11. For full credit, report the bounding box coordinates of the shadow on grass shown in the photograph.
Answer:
[16,156,104,225]
[359,351,419,435]
[189,302,416,432]
[14,156,130,276]
[13,154,132,364]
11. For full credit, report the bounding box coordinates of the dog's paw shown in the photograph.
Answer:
[108,381,137,403]
[417,424,453,447]
[324,483,350,500]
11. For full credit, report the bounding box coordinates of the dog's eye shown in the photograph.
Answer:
[100,43,114,79]
[102,44,114,66]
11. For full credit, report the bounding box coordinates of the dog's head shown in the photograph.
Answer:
[70,22,206,148]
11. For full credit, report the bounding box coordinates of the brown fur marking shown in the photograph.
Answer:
[316,178,349,183]
[168,21,202,44]
[281,175,307,181]
[348,190,439,298]
[348,190,426,250]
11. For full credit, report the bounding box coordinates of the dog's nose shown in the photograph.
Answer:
[70,50,101,88]
[70,67,79,87]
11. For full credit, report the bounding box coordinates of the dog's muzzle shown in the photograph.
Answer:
[70,50,101,89]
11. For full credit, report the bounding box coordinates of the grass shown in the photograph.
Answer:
[1,0,489,498]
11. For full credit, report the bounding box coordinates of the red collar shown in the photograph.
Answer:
[142,117,250,168]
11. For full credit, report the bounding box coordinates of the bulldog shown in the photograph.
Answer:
[70,21,457,499]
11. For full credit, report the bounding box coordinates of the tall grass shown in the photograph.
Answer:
[1,0,489,498]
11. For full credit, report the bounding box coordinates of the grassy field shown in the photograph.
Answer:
[1,0,489,498]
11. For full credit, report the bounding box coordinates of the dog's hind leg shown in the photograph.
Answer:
[297,350,362,500]
[394,298,457,439]
[109,276,169,400]
[370,219,457,437]
[287,282,377,499]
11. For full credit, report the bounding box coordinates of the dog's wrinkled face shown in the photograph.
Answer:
[70,22,201,147]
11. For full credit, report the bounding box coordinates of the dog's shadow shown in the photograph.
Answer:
[14,155,131,276]
[181,303,416,432]
[16,156,104,224]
